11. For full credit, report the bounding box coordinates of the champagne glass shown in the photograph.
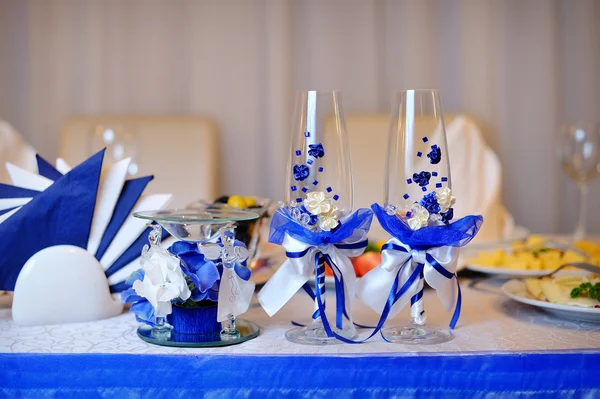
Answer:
[284,90,355,345]
[92,124,139,175]
[556,124,600,241]
[382,89,454,344]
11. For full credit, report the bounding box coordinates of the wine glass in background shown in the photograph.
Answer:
[91,124,139,176]
[284,90,355,345]
[556,123,600,241]
[383,89,454,344]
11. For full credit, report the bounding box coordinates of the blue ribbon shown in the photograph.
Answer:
[286,240,366,330]
[369,203,483,331]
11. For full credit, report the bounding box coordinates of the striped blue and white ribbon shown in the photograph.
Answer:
[357,237,462,329]
[257,234,367,332]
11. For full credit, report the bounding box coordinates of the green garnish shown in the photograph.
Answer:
[365,242,379,253]
[570,282,600,301]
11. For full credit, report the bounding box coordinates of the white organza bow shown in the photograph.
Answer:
[257,233,366,319]
[357,237,460,322]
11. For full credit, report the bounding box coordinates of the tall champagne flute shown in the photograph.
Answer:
[383,89,454,344]
[284,90,355,345]
[556,124,600,241]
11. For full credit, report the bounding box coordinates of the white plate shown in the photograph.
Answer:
[465,263,549,277]
[467,226,530,250]
[501,279,600,323]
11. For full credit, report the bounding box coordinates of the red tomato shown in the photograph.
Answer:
[353,252,382,277]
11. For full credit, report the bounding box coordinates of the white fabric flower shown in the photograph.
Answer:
[318,214,339,231]
[436,187,456,213]
[134,251,191,315]
[407,203,430,230]
[304,191,333,215]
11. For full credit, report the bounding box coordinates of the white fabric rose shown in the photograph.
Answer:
[134,251,191,316]
[304,191,333,215]
[436,187,456,213]
[407,203,430,230]
[318,214,339,231]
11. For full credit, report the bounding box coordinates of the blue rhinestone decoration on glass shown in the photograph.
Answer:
[293,164,310,181]
[308,143,325,158]
[412,171,431,187]
[420,192,440,214]
[441,208,454,224]
[427,144,442,164]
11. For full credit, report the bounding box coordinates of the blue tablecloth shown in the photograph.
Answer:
[1,279,599,398]
[2,352,599,398]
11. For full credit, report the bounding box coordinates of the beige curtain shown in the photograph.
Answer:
[0,0,599,234]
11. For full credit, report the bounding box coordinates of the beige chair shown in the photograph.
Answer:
[60,116,219,208]
[338,113,514,243]
[0,120,37,183]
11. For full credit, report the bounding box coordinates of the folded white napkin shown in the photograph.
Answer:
[0,121,37,183]
[444,116,514,243]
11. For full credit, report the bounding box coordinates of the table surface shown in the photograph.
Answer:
[1,277,599,356]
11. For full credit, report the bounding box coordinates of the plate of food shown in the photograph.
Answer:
[502,273,600,322]
[465,235,600,276]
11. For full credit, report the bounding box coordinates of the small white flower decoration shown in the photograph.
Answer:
[436,187,456,213]
[318,214,339,231]
[407,203,430,230]
[304,191,333,215]
[134,250,191,316]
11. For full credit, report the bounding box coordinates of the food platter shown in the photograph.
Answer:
[502,279,600,323]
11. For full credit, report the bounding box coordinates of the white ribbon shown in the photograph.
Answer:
[356,237,459,320]
[257,233,366,319]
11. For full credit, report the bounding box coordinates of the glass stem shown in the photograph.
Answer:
[152,315,171,339]
[221,314,240,339]
[574,183,588,241]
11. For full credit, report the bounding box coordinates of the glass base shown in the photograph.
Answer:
[137,318,260,348]
[285,320,357,345]
[220,329,241,341]
[382,323,453,345]
[151,325,173,340]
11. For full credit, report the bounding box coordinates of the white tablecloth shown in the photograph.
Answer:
[1,279,599,355]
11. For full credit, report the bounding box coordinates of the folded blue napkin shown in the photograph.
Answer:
[0,149,166,292]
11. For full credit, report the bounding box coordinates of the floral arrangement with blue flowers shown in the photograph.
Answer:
[121,228,250,326]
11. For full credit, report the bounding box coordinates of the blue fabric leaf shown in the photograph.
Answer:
[193,260,220,292]
[95,175,154,260]
[0,149,105,290]
[0,184,40,199]
[36,154,63,181]
[177,251,207,273]
[234,263,251,281]
[371,203,483,250]
[131,301,155,327]
[168,241,197,256]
